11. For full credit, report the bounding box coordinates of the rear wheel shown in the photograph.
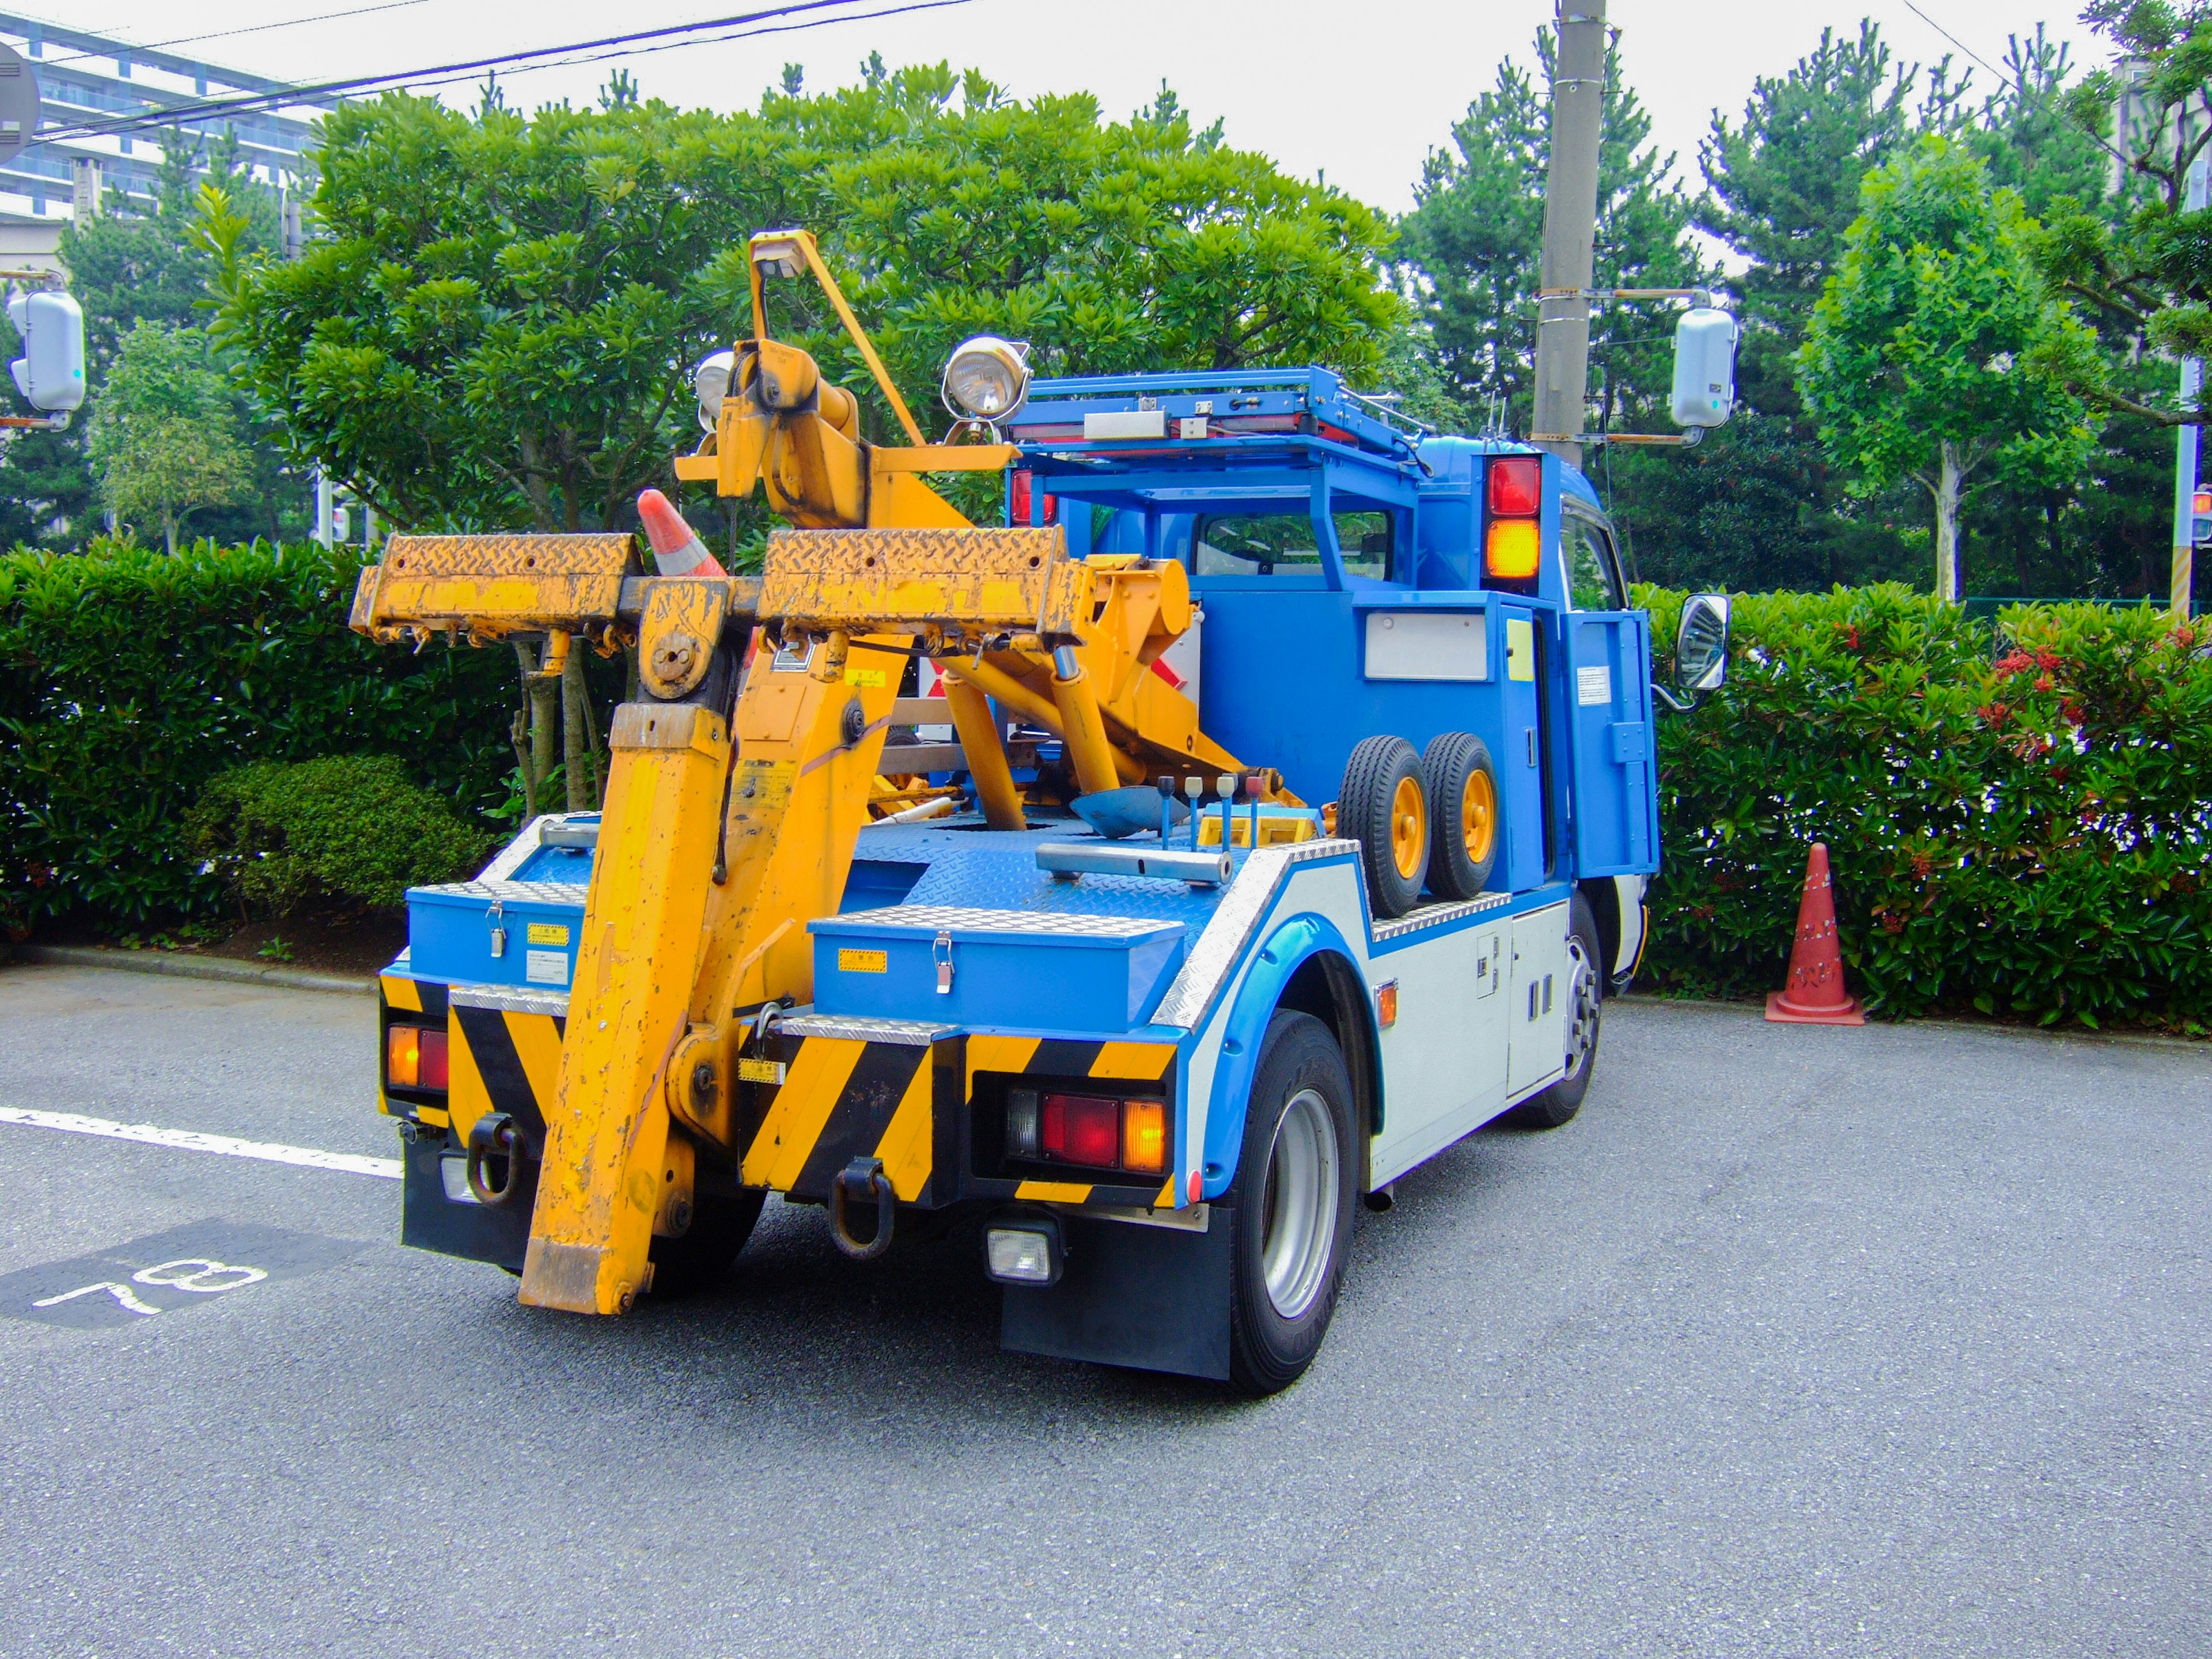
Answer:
[1506,895,1603,1130]
[1339,736,1428,918]
[647,1187,766,1296]
[1228,1011,1358,1395]
[1421,731,1500,901]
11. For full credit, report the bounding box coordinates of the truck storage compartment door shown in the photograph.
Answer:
[1562,612,1658,877]
[1498,605,1547,893]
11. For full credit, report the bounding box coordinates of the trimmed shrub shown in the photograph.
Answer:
[1641,583,2212,1027]
[0,537,517,933]
[185,755,491,912]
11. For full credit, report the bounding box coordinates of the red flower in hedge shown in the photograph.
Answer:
[2033,673,2055,692]
[1875,908,1906,935]
[1995,650,2034,676]
[2062,700,2086,726]
[1977,701,2012,726]
[1841,624,1862,651]
[2035,650,2062,673]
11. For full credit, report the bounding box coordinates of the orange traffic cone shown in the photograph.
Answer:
[1764,842,1865,1025]
[637,488,729,579]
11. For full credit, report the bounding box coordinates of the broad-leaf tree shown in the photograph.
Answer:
[1797,138,2099,600]
[215,67,1400,535]
[85,321,252,555]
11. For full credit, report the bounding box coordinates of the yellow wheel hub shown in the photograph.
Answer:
[1461,768,1497,866]
[1389,774,1427,880]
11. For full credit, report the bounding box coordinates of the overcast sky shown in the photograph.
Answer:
[64,1,2112,211]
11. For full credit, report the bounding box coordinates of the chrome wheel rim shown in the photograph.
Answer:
[1259,1087,1339,1320]
[1562,934,1600,1082]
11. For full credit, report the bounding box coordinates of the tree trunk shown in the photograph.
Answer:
[163,512,177,558]
[1934,441,1963,603]
[512,641,561,819]
[561,650,595,812]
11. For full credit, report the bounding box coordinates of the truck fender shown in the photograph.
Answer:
[1202,912,1363,1199]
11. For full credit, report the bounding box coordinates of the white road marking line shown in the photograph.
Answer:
[0,1107,401,1179]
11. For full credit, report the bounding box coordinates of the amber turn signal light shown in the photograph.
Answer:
[1121,1098,1167,1174]
[387,1024,449,1091]
[1485,518,1541,580]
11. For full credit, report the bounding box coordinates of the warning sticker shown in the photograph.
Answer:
[736,758,795,813]
[1577,664,1612,706]
[843,665,888,690]
[526,922,570,947]
[737,1058,787,1085]
[838,948,888,974]
[525,949,570,986]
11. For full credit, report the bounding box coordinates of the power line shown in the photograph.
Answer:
[33,0,950,144]
[40,2,438,71]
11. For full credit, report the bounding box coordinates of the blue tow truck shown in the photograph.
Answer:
[372,290,1731,1393]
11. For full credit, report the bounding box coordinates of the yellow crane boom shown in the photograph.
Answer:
[352,228,1252,1313]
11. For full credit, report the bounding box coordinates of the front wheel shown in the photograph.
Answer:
[1506,894,1603,1130]
[1227,1011,1358,1395]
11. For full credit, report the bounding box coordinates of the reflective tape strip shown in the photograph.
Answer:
[1014,1179,1093,1203]
[1089,1043,1175,1082]
[742,1036,866,1190]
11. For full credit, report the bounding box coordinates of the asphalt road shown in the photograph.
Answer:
[0,961,2204,1658]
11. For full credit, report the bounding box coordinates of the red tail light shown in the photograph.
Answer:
[1042,1092,1120,1166]
[1009,470,1058,526]
[1487,454,1541,517]
[387,1024,449,1092]
[1009,1088,1169,1173]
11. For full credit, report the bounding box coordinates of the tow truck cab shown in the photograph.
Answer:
[1005,368,1657,985]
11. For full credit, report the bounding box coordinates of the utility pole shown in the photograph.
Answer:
[2172,143,2208,618]
[1531,0,1608,471]
[282,185,338,550]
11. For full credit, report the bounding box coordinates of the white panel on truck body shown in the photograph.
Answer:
[1368,919,1512,1184]
[1363,610,1487,681]
[1506,902,1569,1094]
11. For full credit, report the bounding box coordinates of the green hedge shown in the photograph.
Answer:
[185,755,493,913]
[1640,584,2212,1027]
[0,538,517,934]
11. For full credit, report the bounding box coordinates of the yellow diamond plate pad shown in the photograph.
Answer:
[758,526,1089,638]
[350,533,635,638]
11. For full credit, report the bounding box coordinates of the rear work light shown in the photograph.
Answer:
[387,1024,449,1091]
[1007,1088,1168,1175]
[1487,454,1542,517]
[985,1214,1064,1286]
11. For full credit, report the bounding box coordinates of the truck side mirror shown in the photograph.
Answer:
[7,287,86,415]
[1675,593,1730,694]
[1669,306,1737,431]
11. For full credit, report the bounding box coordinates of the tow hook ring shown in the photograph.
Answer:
[827,1156,896,1260]
[466,1112,526,1207]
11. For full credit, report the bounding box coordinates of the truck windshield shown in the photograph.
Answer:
[1192,511,1392,579]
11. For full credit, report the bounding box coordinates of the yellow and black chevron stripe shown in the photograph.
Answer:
[967,1036,1179,1207]
[740,1035,954,1204]
[447,1001,563,1154]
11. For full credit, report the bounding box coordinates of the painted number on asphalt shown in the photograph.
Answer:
[0,1221,359,1331]
[33,1257,270,1317]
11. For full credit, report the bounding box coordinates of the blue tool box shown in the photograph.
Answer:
[810,906,1188,1032]
[405,880,589,991]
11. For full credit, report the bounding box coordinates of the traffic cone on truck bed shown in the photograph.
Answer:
[1764,842,1865,1025]
[637,488,728,579]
